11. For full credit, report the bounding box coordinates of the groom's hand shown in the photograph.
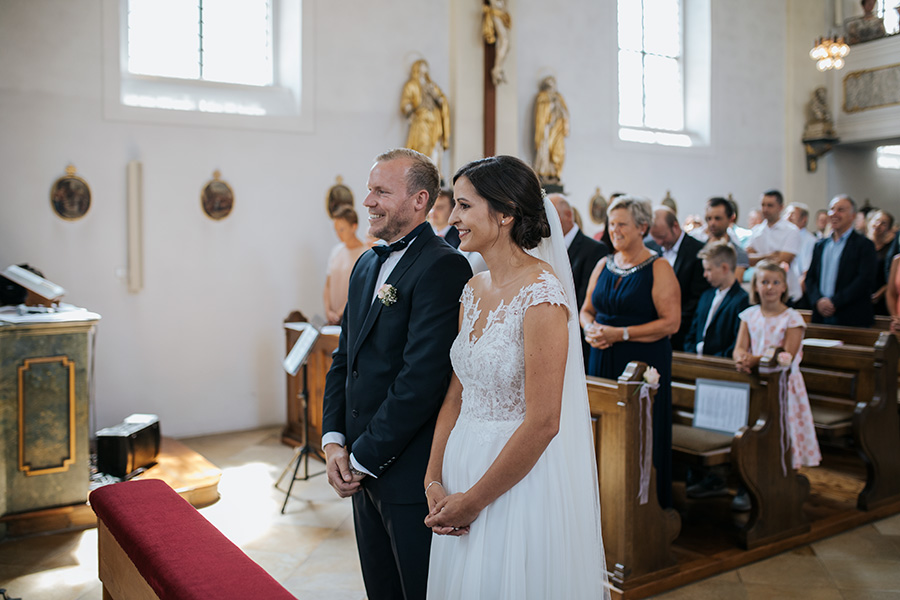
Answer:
[324,443,361,498]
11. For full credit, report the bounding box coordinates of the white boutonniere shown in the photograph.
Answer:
[377,284,398,307]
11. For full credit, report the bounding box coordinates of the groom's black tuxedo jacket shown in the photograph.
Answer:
[322,225,472,504]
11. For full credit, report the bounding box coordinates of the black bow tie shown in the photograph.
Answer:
[373,222,429,264]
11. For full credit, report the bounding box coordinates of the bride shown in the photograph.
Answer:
[424,156,609,599]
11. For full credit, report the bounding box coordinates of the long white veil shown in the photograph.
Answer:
[527,196,611,598]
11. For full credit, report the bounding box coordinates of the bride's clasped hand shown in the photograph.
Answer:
[424,482,475,535]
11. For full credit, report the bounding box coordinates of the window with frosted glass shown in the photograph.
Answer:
[617,0,688,145]
[127,0,272,87]
[876,146,900,170]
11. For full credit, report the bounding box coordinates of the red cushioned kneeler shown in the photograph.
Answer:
[90,479,295,600]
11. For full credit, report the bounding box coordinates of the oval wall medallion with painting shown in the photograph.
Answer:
[50,165,91,221]
[201,170,234,220]
[326,176,354,218]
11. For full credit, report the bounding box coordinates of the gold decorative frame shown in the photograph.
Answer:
[50,164,91,221]
[843,62,900,113]
[18,356,76,476]
[201,170,235,220]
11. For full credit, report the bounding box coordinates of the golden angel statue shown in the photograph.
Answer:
[401,59,451,174]
[533,76,569,184]
[482,0,511,86]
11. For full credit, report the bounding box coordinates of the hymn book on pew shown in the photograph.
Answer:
[693,379,751,434]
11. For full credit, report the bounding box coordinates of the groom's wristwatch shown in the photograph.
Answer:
[350,466,367,478]
[622,327,630,341]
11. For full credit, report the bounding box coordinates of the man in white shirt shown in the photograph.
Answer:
[690,197,750,281]
[747,190,803,303]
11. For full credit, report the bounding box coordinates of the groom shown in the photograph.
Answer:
[322,148,472,600]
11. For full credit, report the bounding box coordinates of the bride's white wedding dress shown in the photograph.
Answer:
[426,270,608,599]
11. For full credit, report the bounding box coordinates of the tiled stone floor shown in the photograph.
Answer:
[1,426,899,599]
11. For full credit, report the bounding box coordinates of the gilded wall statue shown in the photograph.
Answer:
[533,76,569,184]
[482,0,511,86]
[400,59,451,174]
[803,86,836,140]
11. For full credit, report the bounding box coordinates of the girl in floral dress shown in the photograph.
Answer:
[733,260,821,468]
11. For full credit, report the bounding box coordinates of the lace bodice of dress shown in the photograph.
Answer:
[450,271,570,426]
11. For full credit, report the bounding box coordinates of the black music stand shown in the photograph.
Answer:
[277,322,326,513]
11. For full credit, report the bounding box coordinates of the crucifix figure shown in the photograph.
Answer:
[481,0,511,156]
[482,0,511,86]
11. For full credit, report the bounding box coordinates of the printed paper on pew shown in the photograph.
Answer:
[802,338,844,347]
[693,379,751,435]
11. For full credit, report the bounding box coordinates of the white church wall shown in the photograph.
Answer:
[511,0,790,231]
[0,0,452,437]
[1,0,810,437]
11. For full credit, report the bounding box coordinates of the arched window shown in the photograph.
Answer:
[103,0,313,132]
[617,0,710,148]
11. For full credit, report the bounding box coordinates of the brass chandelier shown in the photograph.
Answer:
[809,36,850,71]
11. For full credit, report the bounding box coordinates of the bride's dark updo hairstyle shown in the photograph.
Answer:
[452,155,551,250]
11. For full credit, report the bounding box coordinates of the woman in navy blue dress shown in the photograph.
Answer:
[580,196,680,507]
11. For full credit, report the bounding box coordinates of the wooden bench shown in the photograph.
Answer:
[90,479,295,600]
[670,349,810,549]
[587,362,681,590]
[797,309,891,332]
[799,329,900,510]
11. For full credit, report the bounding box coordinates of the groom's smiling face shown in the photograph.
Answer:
[365,158,418,243]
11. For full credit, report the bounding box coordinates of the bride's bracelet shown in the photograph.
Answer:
[425,481,444,497]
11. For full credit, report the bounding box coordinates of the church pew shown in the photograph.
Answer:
[669,350,810,549]
[799,331,900,510]
[586,362,681,590]
[797,309,891,331]
[90,479,295,600]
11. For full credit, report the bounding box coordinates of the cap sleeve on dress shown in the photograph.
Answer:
[785,307,807,329]
[738,305,757,322]
[523,272,571,320]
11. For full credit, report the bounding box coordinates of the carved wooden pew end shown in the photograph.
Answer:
[670,350,810,549]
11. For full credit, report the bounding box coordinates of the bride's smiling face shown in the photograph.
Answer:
[450,175,507,253]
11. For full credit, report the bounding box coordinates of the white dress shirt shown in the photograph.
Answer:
[749,219,803,301]
[662,231,685,267]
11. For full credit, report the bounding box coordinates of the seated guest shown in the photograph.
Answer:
[550,193,609,368]
[428,189,460,248]
[684,243,749,357]
[581,196,681,507]
[323,206,367,325]
[806,195,877,327]
[867,209,894,315]
[647,206,709,351]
